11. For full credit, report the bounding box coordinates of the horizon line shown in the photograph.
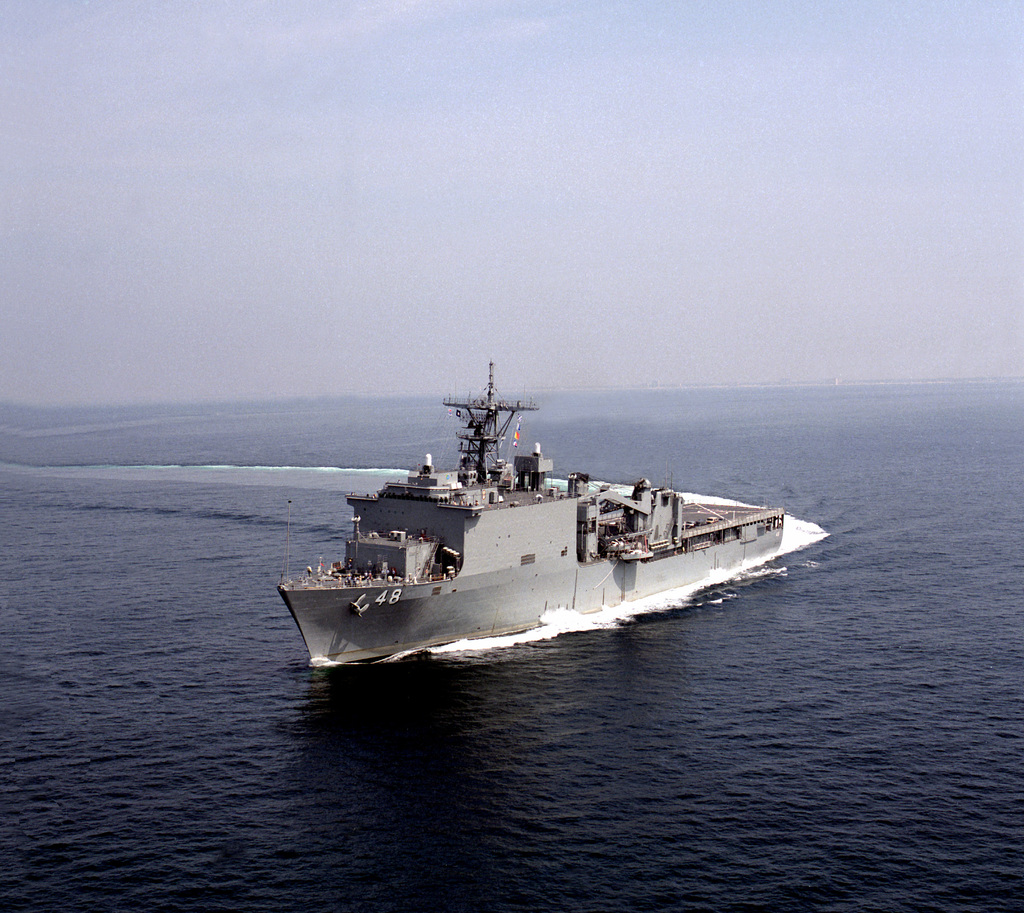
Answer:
[1,374,1022,411]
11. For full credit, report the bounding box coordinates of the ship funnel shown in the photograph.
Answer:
[515,444,553,492]
[422,453,433,473]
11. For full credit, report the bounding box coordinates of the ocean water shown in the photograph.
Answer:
[1,381,1022,912]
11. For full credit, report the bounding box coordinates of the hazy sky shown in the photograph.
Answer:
[2,1,1021,404]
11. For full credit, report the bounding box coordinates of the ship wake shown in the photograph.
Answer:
[423,512,828,661]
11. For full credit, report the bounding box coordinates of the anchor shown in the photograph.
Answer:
[350,594,368,616]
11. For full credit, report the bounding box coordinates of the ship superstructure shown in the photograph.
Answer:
[278,364,784,662]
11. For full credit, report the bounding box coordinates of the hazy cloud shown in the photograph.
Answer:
[2,0,1021,403]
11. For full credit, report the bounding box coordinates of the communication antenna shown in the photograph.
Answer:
[443,360,537,484]
[283,499,292,581]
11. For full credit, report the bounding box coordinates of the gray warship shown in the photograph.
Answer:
[278,364,784,663]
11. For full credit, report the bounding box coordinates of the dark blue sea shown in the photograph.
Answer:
[2,382,1022,912]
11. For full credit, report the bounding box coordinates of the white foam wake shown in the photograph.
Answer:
[779,513,829,554]
[426,510,828,661]
[4,462,409,492]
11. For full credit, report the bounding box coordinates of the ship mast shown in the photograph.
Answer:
[443,361,537,484]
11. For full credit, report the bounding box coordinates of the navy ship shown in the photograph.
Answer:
[278,364,784,663]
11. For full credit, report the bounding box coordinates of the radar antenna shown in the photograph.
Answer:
[443,361,537,484]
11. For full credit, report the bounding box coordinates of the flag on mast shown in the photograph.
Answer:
[513,417,521,448]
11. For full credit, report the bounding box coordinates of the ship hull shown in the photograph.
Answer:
[279,523,784,663]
